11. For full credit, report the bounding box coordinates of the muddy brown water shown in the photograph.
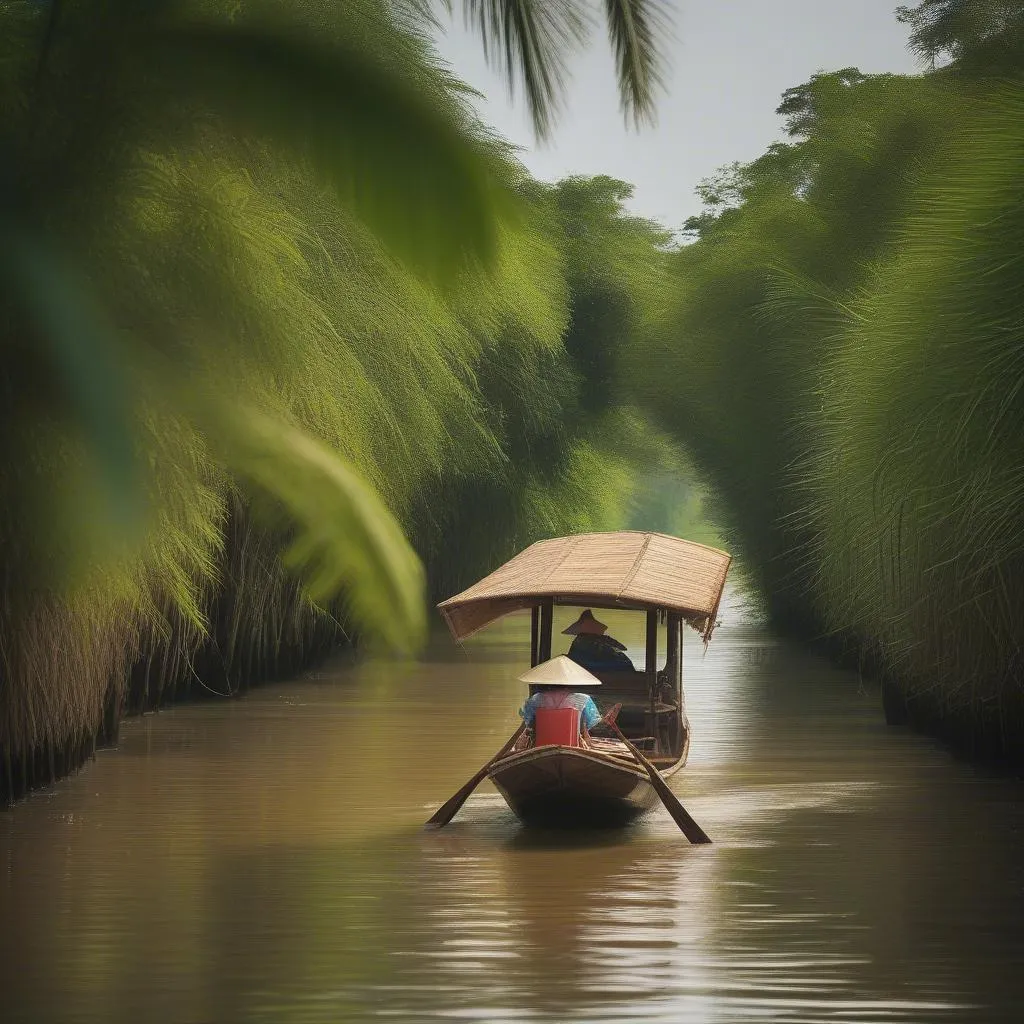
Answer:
[2,590,1024,1023]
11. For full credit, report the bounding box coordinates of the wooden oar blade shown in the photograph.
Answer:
[424,782,478,829]
[424,723,526,829]
[423,790,471,831]
[648,771,711,843]
[607,720,711,844]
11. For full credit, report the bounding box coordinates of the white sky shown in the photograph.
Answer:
[431,1,921,229]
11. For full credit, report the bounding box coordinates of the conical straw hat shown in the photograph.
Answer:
[562,609,607,636]
[517,655,602,687]
[562,609,627,650]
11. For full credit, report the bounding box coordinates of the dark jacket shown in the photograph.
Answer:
[567,634,635,673]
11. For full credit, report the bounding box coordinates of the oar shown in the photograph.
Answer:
[602,708,711,844]
[425,722,527,829]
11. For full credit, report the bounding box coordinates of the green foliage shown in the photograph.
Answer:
[408,176,682,602]
[556,176,669,416]
[636,23,1024,761]
[0,0,516,657]
[632,68,959,629]
[602,0,672,128]
[0,2,709,800]
[214,407,427,654]
[809,87,1024,726]
[896,0,1024,69]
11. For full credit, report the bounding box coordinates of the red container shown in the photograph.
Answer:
[533,707,581,748]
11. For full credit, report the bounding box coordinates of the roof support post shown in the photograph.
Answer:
[646,607,658,683]
[530,605,540,667]
[539,599,553,662]
[667,612,682,705]
[646,609,660,747]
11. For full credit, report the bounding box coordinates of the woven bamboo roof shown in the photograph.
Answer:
[438,531,731,643]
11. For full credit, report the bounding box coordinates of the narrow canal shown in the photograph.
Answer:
[3,589,1023,1023]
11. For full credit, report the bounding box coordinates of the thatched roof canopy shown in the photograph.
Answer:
[438,532,731,643]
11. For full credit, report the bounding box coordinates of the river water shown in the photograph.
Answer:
[2,589,1024,1023]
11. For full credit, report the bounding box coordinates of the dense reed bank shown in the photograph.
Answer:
[631,0,1024,768]
[0,1,681,802]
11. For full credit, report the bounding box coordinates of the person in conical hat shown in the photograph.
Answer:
[517,656,604,744]
[562,609,635,673]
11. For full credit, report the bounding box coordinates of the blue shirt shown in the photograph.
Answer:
[519,689,601,730]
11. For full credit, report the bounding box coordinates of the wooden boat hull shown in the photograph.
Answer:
[487,745,677,827]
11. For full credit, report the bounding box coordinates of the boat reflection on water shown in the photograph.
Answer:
[419,825,721,1021]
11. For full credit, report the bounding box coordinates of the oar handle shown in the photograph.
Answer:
[601,703,622,726]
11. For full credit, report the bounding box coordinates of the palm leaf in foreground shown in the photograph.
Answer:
[453,0,670,138]
[603,0,671,127]
[213,406,427,655]
[460,0,587,140]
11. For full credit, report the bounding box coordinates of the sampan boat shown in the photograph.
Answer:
[438,531,731,826]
